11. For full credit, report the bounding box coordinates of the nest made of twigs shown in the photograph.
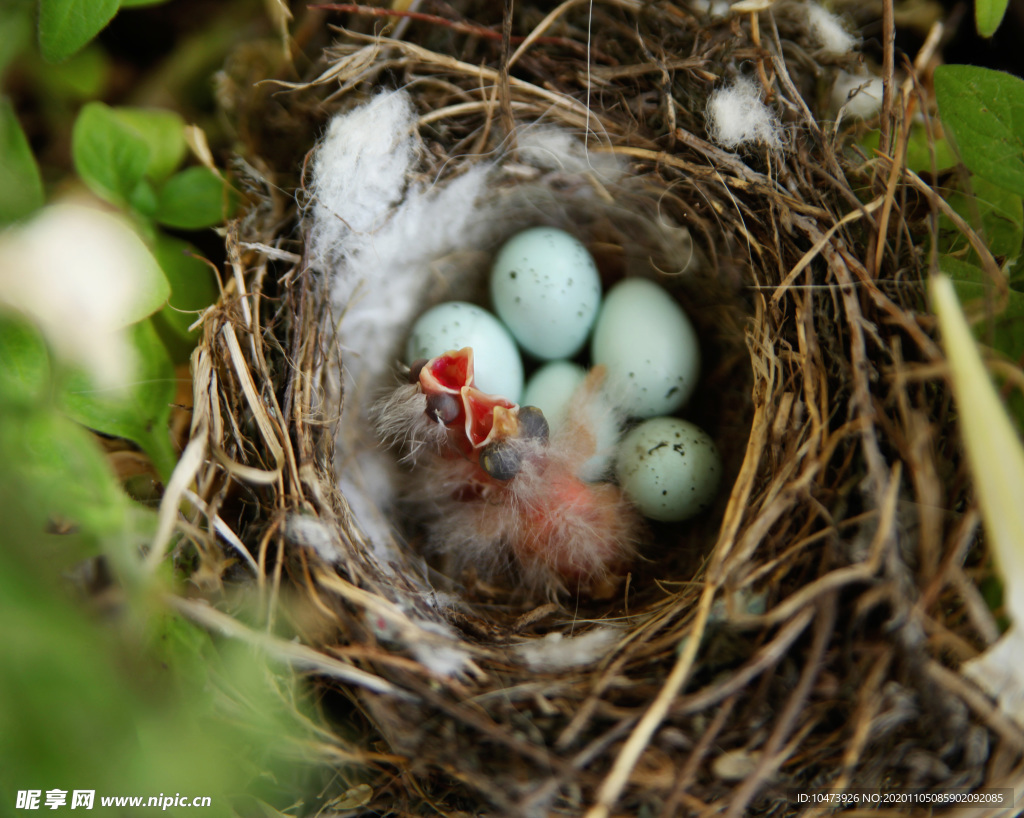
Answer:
[172,2,1024,815]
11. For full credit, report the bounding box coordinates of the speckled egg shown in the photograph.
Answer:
[615,417,721,522]
[490,227,602,360]
[591,278,699,418]
[406,301,524,401]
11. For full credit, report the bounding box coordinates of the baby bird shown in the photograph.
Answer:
[373,348,640,598]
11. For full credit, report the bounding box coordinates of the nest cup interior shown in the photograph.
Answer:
[362,173,754,610]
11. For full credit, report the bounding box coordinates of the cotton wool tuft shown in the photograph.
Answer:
[407,618,472,678]
[706,77,782,150]
[805,3,857,56]
[690,0,730,18]
[515,125,624,183]
[308,91,417,266]
[831,70,884,120]
[285,514,343,563]
[308,91,496,394]
[513,627,621,671]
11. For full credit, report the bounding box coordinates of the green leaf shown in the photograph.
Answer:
[0,313,51,406]
[859,125,955,176]
[902,126,956,174]
[72,101,150,207]
[1011,253,1024,289]
[37,0,120,63]
[58,318,178,483]
[934,65,1024,199]
[940,255,1024,361]
[976,0,1010,37]
[154,166,235,229]
[129,177,159,218]
[0,406,126,537]
[0,4,32,78]
[0,98,44,225]
[939,175,1024,266]
[146,611,216,693]
[113,107,187,183]
[151,233,218,341]
[29,42,109,100]
[980,573,1005,614]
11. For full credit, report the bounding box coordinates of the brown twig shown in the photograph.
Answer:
[309,3,578,48]
[879,0,896,155]
[499,0,515,145]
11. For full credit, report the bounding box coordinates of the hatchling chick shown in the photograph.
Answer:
[373,348,640,598]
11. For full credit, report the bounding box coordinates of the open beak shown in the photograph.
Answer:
[463,392,518,448]
[417,348,520,446]
[416,349,550,479]
[417,348,474,428]
[417,347,474,395]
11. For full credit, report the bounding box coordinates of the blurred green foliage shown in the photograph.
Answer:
[935,65,1024,201]
[861,65,1024,370]
[37,0,171,63]
[931,66,1024,369]
[0,2,309,814]
[0,99,44,223]
[69,100,225,352]
[58,320,179,483]
[975,0,1010,38]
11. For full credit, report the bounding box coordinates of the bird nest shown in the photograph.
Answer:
[177,1,1023,814]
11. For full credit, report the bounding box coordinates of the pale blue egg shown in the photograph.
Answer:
[591,278,699,418]
[406,302,524,401]
[490,227,602,360]
[522,361,587,426]
[523,361,620,481]
[616,417,721,521]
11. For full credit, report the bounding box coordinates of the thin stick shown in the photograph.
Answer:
[671,606,815,715]
[748,11,773,100]
[879,0,895,154]
[659,699,736,818]
[168,594,415,700]
[771,195,885,308]
[310,3,576,47]
[499,0,515,144]
[871,21,944,277]
[508,0,584,69]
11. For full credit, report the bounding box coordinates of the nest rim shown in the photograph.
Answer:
[176,2,1024,815]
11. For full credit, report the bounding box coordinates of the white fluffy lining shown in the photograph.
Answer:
[307,91,498,566]
[706,77,782,150]
[805,3,857,56]
[514,627,620,671]
[831,70,884,120]
[308,91,495,394]
[514,124,623,183]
